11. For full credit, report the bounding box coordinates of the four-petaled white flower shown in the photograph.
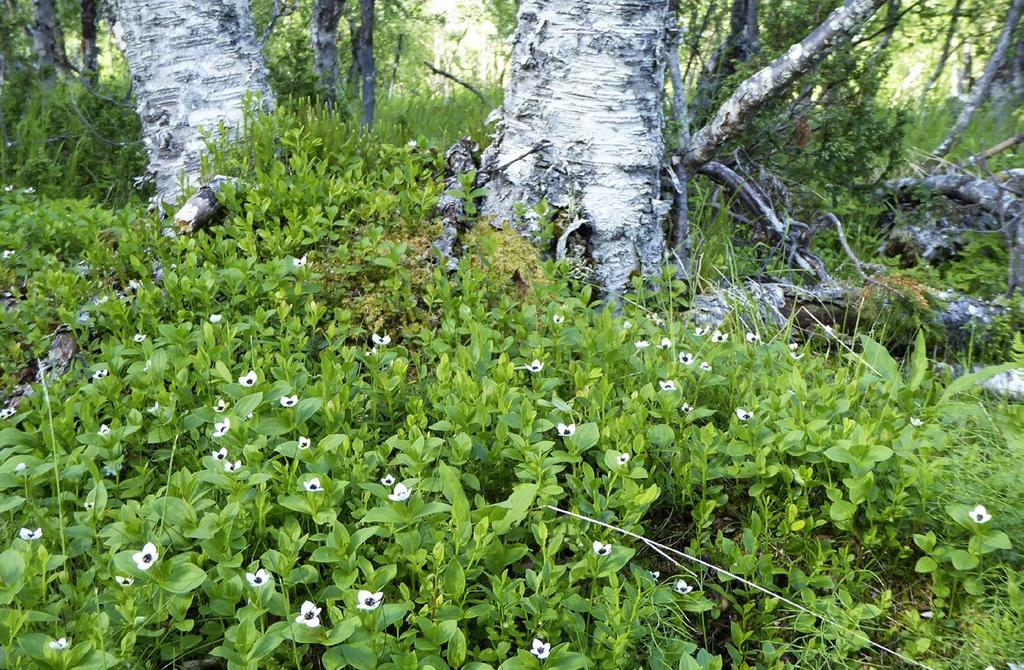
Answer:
[525,359,544,373]
[681,403,695,414]
[295,600,321,628]
[711,330,728,343]
[48,638,68,651]
[238,370,258,387]
[407,139,418,148]
[679,352,694,365]
[132,542,158,571]
[293,255,307,268]
[213,419,230,438]
[735,408,753,421]
[617,452,630,466]
[789,342,799,351]
[592,540,612,556]
[622,320,632,330]
[280,395,298,408]
[746,332,759,343]
[694,326,709,337]
[556,422,576,437]
[93,368,109,380]
[699,362,712,372]
[657,337,672,349]
[15,462,27,473]
[910,417,924,427]
[297,436,311,450]
[530,638,551,660]
[303,478,323,492]
[19,527,42,541]
[372,333,391,346]
[115,575,134,587]
[1,407,15,419]
[674,579,694,594]
[552,314,564,325]
[224,459,241,473]
[246,568,270,587]
[356,589,384,611]
[98,424,111,437]
[380,473,396,486]
[133,333,147,343]
[970,505,992,524]
[659,380,677,392]
[214,398,228,413]
[388,483,412,502]
[634,340,651,350]
[209,314,222,324]
[212,447,228,461]
[1,249,13,258]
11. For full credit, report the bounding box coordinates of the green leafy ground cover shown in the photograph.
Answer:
[0,103,1022,669]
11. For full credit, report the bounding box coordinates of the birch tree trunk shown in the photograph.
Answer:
[32,0,69,73]
[356,0,376,128]
[81,0,99,78]
[934,0,1024,158]
[481,0,670,296]
[115,0,274,201]
[311,0,344,104]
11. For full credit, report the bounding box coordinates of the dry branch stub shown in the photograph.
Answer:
[174,176,233,234]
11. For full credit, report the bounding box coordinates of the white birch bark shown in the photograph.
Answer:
[933,0,1024,158]
[311,0,344,103]
[481,0,670,296]
[115,0,274,201]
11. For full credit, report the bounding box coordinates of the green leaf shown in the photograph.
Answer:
[159,562,207,594]
[493,483,538,534]
[857,335,900,385]
[909,330,927,390]
[914,556,937,573]
[0,549,25,585]
[950,549,979,571]
[234,392,264,419]
[939,362,1022,405]
[340,643,377,670]
[829,500,856,522]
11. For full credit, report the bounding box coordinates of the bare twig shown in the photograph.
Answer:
[421,60,492,107]
[963,134,1024,166]
[477,141,548,177]
[259,0,296,49]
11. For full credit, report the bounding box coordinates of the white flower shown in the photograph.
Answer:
[674,579,694,594]
[678,352,694,365]
[388,483,412,502]
[280,395,298,408]
[791,352,804,360]
[652,315,666,328]
[15,462,27,473]
[214,398,228,413]
[365,347,378,356]
[969,505,992,524]
[132,542,158,570]
[634,340,651,350]
[693,326,709,337]
[213,419,230,438]
[98,424,111,437]
[133,333,147,343]
[711,330,728,343]
[147,402,160,414]
[303,478,323,492]
[1,250,12,260]
[19,527,42,541]
[920,610,933,619]
[746,331,759,343]
[592,540,612,556]
[295,600,321,628]
[209,314,222,324]
[211,447,228,461]
[84,501,94,510]
[650,570,660,579]
[525,359,544,373]
[657,337,672,349]
[699,362,712,372]
[530,638,551,660]
[224,459,241,473]
[659,380,677,392]
[1,407,16,419]
[552,314,564,325]
[1,185,10,193]
[556,422,576,437]
[372,333,391,346]
[297,436,311,450]
[622,320,632,330]
[617,452,630,466]
[115,575,134,587]
[24,187,35,194]
[238,370,257,387]
[407,139,418,148]
[293,254,307,268]
[380,473,396,486]
[92,368,109,380]
[356,589,384,611]
[48,638,68,651]
[910,417,924,427]
[789,342,799,351]
[735,408,753,421]
[246,568,270,587]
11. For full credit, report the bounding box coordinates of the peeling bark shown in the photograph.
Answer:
[31,0,69,73]
[667,0,691,279]
[115,0,274,201]
[933,0,1024,158]
[356,0,376,129]
[312,0,344,104]
[682,0,886,170]
[433,138,479,271]
[482,0,670,296]
[889,174,1024,222]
